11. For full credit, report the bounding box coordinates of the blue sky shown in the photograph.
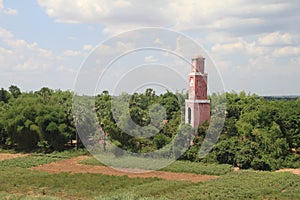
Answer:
[1,0,300,95]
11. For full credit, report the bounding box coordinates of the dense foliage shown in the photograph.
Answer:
[207,92,300,170]
[0,86,75,152]
[1,85,300,170]
[93,88,186,155]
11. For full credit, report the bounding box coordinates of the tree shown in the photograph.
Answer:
[153,133,170,149]
[0,90,76,151]
[9,85,21,98]
[0,88,10,103]
[36,87,53,103]
[160,92,181,120]
[0,87,299,171]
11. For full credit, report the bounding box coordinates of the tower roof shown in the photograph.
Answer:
[192,54,204,59]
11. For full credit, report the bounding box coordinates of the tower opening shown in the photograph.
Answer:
[188,107,191,124]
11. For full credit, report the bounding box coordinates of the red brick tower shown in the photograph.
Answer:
[185,55,210,128]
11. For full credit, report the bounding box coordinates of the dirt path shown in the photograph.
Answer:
[31,156,218,183]
[0,153,27,161]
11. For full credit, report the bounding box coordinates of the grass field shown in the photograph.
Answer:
[1,151,300,199]
[0,150,88,168]
[79,157,233,175]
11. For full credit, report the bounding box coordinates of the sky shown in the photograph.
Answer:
[0,0,300,96]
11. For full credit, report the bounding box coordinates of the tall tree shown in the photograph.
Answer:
[0,88,10,103]
[9,85,21,98]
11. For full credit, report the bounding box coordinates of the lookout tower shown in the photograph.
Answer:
[185,55,210,128]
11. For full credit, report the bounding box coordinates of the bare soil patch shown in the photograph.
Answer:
[31,156,218,183]
[233,167,240,172]
[0,153,27,161]
[276,168,300,175]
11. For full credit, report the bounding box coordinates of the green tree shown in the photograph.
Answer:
[0,88,10,103]
[9,85,21,98]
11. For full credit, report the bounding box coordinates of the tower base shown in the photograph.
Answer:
[185,99,210,128]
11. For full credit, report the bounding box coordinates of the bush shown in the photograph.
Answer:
[251,157,272,171]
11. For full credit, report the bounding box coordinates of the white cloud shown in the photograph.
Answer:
[0,47,12,65]
[0,0,17,15]
[258,32,293,46]
[0,27,13,39]
[94,41,136,58]
[273,46,300,57]
[207,17,264,30]
[248,55,275,70]
[37,0,300,37]
[63,50,81,57]
[1,0,300,94]
[0,28,64,71]
[57,65,78,73]
[166,1,292,32]
[62,44,95,58]
[38,48,53,58]
[203,33,238,45]
[212,41,244,55]
[102,24,145,36]
[37,0,110,23]
[4,8,17,15]
[83,44,93,51]
[144,56,157,62]
[0,0,3,10]
[0,27,85,92]
[211,39,266,57]
[291,56,300,63]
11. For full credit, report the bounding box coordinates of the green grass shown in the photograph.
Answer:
[1,150,300,199]
[0,149,88,168]
[33,148,89,159]
[0,167,167,199]
[0,155,60,168]
[0,192,61,200]
[95,171,300,200]
[160,171,300,200]
[162,160,233,175]
[81,154,179,171]
[79,157,233,175]
[2,168,296,199]
[0,148,17,153]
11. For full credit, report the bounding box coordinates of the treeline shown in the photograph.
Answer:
[206,92,300,170]
[0,86,75,152]
[92,89,186,155]
[94,90,300,170]
[1,86,300,170]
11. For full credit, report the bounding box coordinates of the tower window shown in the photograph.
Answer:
[188,107,191,124]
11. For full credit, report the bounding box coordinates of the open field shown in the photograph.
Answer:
[78,156,234,175]
[31,156,218,182]
[1,152,300,199]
